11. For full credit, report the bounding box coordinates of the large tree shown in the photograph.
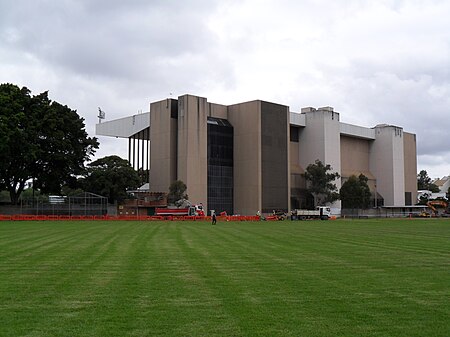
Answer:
[82,155,140,204]
[303,160,340,207]
[0,83,98,203]
[340,174,372,209]
[0,84,33,203]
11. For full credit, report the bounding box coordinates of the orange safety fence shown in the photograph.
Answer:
[0,214,263,221]
[138,215,164,221]
[117,215,139,221]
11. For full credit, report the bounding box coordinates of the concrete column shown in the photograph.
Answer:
[177,95,208,207]
[298,107,342,212]
[370,125,405,206]
[260,101,290,213]
[403,132,417,205]
[228,101,262,215]
[149,99,177,193]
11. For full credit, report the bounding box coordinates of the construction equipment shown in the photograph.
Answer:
[293,206,331,220]
[272,210,287,221]
[155,204,205,217]
[426,200,448,217]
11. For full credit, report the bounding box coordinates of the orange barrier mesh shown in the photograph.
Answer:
[0,214,264,221]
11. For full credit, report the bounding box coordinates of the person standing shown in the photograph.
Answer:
[212,211,217,225]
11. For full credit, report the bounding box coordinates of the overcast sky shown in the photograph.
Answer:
[1,0,449,178]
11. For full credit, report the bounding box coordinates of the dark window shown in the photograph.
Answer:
[290,125,299,142]
[170,99,178,119]
[207,118,233,215]
[405,192,412,206]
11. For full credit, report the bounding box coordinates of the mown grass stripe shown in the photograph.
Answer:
[0,219,448,336]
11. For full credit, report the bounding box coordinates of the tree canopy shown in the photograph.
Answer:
[303,160,340,207]
[167,180,188,206]
[417,170,431,190]
[82,155,140,204]
[417,170,439,192]
[340,174,372,209]
[0,83,98,203]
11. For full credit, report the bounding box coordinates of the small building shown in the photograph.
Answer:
[432,176,450,194]
[118,190,167,216]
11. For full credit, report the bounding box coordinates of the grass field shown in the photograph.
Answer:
[0,219,449,337]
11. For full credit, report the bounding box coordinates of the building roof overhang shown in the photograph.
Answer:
[96,112,150,138]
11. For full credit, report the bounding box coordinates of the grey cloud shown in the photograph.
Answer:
[0,0,237,126]
[0,0,227,81]
[1,0,449,177]
[288,53,450,173]
[321,58,450,157]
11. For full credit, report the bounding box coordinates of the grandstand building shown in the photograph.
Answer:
[96,94,417,215]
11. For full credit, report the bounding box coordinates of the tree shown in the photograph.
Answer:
[340,174,372,209]
[417,170,431,190]
[303,160,340,207]
[417,170,440,192]
[137,168,150,185]
[82,155,140,204]
[0,83,98,204]
[167,180,188,205]
[0,84,35,203]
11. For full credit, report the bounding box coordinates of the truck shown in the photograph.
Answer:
[293,206,331,220]
[155,204,205,217]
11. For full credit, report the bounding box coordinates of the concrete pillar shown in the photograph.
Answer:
[370,125,405,206]
[228,101,262,215]
[177,95,208,207]
[298,107,342,213]
[149,99,177,193]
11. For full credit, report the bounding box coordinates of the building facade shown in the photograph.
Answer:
[96,94,417,215]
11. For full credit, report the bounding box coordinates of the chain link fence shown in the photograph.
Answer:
[6,192,108,216]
